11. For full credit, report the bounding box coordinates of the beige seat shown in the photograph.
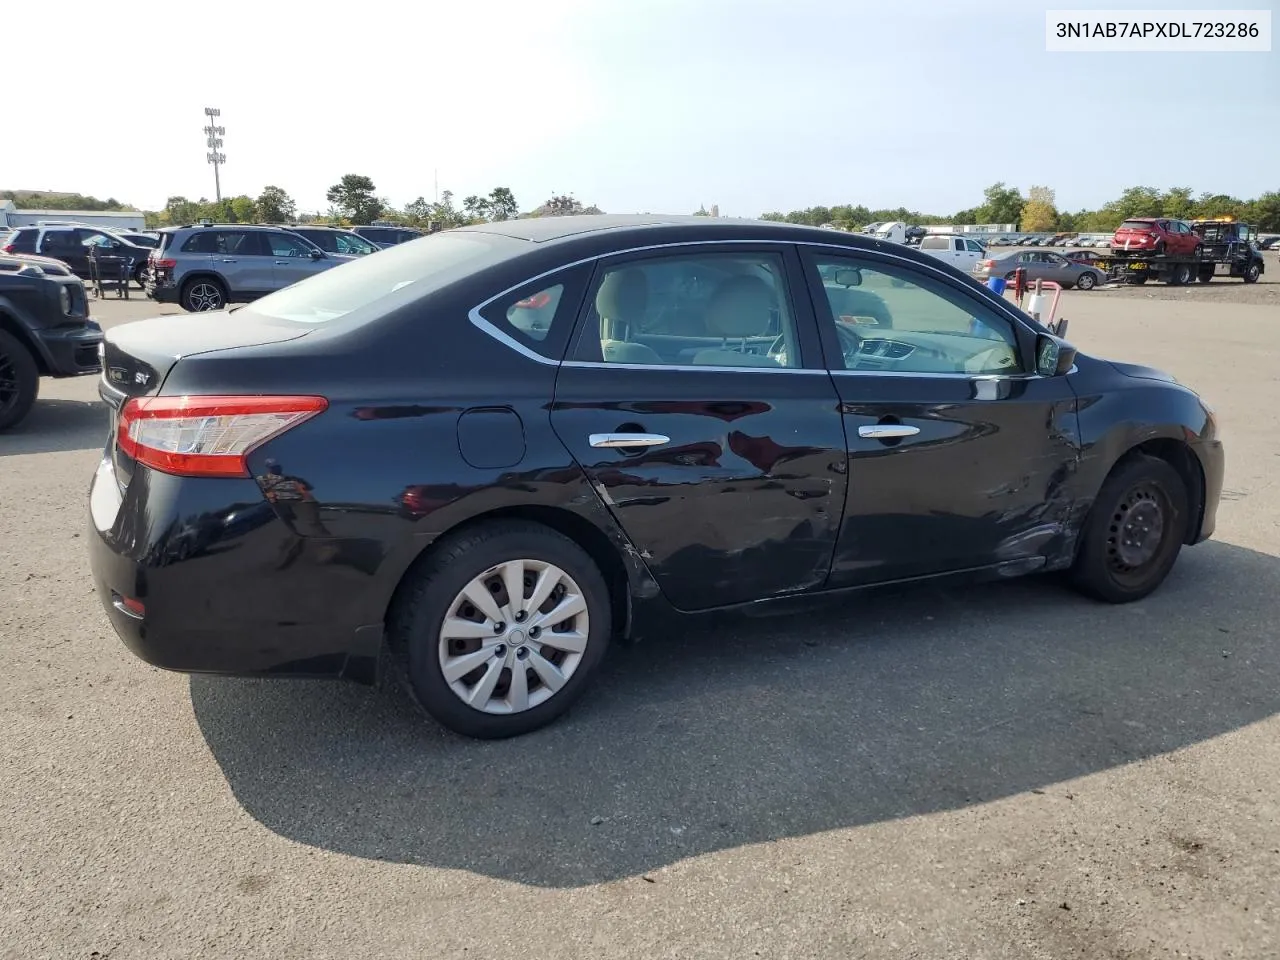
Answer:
[596,268,663,365]
[691,275,782,367]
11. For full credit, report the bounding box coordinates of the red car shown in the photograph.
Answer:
[1111,218,1203,257]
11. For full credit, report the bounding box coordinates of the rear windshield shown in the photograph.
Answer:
[243,231,512,324]
[1117,220,1155,231]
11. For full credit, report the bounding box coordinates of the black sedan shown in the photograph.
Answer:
[88,215,1224,738]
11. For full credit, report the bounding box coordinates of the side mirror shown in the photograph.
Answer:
[834,268,862,287]
[1036,333,1077,377]
[310,249,324,260]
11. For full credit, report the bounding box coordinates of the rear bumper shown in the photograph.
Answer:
[87,457,385,681]
[34,321,103,377]
[145,282,179,304]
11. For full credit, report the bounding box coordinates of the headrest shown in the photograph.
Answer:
[705,275,774,338]
[595,268,649,324]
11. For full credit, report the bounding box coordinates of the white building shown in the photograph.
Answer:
[0,201,146,231]
[922,222,1018,235]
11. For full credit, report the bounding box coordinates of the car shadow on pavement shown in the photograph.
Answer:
[0,399,107,456]
[191,540,1280,888]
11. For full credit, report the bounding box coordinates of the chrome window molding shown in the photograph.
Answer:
[467,237,1044,371]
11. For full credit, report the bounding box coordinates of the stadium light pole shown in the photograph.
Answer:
[203,107,226,202]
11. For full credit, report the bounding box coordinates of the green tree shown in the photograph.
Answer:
[1244,191,1280,232]
[1020,199,1057,232]
[978,182,1024,224]
[326,174,382,224]
[256,185,296,223]
[1193,192,1244,219]
[1161,186,1195,220]
[486,187,518,221]
[229,195,257,223]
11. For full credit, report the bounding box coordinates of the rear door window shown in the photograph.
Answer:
[39,230,81,255]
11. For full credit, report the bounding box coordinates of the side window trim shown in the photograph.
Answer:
[473,263,592,363]
[798,246,1036,378]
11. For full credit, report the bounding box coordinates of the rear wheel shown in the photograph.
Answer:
[1168,263,1194,286]
[392,521,612,739]
[1069,454,1189,603]
[180,277,226,312]
[0,328,40,432]
[1198,266,1214,283]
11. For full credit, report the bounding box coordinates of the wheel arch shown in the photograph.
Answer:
[383,504,637,657]
[1104,438,1206,546]
[178,271,230,299]
[0,309,51,375]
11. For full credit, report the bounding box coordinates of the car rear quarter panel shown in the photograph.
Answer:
[160,276,652,628]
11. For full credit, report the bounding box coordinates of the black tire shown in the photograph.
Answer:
[1004,271,1018,281]
[1153,240,1165,256]
[0,327,40,432]
[1075,271,1097,291]
[1198,266,1214,283]
[133,263,148,288]
[180,276,227,312]
[1069,453,1189,603]
[391,520,612,739]
[1128,274,1147,285]
[1243,262,1261,284]
[1167,262,1194,286]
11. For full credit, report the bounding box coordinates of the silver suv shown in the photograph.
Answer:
[147,223,354,312]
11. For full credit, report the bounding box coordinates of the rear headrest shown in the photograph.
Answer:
[595,268,649,324]
[705,275,774,338]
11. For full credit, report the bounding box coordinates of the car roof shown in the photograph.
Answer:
[456,213,904,249]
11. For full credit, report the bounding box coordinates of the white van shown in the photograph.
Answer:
[918,234,986,271]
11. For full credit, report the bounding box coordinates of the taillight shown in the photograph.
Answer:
[117,395,327,478]
[151,257,176,269]
[1,243,14,253]
[982,259,996,268]
[515,291,552,309]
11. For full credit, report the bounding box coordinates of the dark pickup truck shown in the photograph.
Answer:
[0,253,104,430]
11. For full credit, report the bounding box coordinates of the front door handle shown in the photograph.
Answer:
[590,432,670,449]
[220,258,238,263]
[858,424,920,439]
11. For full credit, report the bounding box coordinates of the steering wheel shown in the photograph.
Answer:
[833,323,866,369]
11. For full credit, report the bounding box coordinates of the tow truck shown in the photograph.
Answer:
[1097,216,1265,286]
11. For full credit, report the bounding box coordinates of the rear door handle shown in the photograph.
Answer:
[220,258,238,263]
[858,424,920,439]
[590,433,670,449]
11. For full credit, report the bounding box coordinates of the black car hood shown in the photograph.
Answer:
[1106,359,1177,383]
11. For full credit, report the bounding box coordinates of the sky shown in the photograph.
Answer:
[4,0,1277,218]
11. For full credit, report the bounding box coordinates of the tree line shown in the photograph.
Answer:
[116,176,602,230]
[760,182,1280,233]
[10,180,1278,234]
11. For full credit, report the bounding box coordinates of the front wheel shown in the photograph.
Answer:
[0,328,40,432]
[1243,262,1261,284]
[392,521,612,738]
[1069,453,1189,603]
[1075,271,1097,291]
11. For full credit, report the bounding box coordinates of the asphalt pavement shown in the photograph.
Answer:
[1,276,1278,959]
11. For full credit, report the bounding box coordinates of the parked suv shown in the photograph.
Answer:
[147,223,353,312]
[1111,218,1203,257]
[282,225,379,256]
[350,225,424,248]
[0,253,102,430]
[2,224,154,287]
